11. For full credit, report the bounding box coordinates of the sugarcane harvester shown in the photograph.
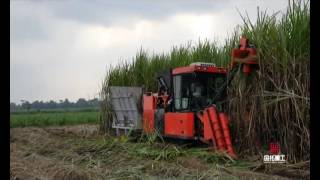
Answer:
[142,37,259,159]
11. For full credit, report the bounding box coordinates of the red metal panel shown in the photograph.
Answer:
[164,112,194,138]
[143,110,155,133]
[230,38,258,75]
[198,108,237,159]
[172,65,227,75]
[143,95,156,133]
[218,112,237,159]
[143,95,155,110]
[197,110,215,141]
[193,66,227,74]
[207,107,226,151]
[172,66,195,75]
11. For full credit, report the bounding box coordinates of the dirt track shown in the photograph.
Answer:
[10,125,306,180]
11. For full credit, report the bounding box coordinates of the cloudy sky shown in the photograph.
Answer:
[10,0,289,103]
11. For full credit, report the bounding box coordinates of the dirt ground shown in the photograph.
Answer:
[10,125,309,180]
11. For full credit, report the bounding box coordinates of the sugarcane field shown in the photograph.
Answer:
[10,0,309,179]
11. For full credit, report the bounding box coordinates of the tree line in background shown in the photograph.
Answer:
[10,98,101,112]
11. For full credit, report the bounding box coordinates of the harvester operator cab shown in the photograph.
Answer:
[155,37,259,113]
[172,70,227,112]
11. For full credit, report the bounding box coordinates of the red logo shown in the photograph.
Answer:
[269,142,280,155]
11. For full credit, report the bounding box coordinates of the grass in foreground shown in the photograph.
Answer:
[61,131,309,179]
[10,111,100,128]
[11,126,308,180]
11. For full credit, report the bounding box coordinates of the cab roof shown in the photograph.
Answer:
[172,63,227,75]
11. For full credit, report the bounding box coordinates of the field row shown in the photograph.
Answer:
[10,111,100,128]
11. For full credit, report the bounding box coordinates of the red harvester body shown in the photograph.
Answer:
[141,37,258,159]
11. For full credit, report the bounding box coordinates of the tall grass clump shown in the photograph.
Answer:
[228,0,309,163]
[100,0,309,163]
